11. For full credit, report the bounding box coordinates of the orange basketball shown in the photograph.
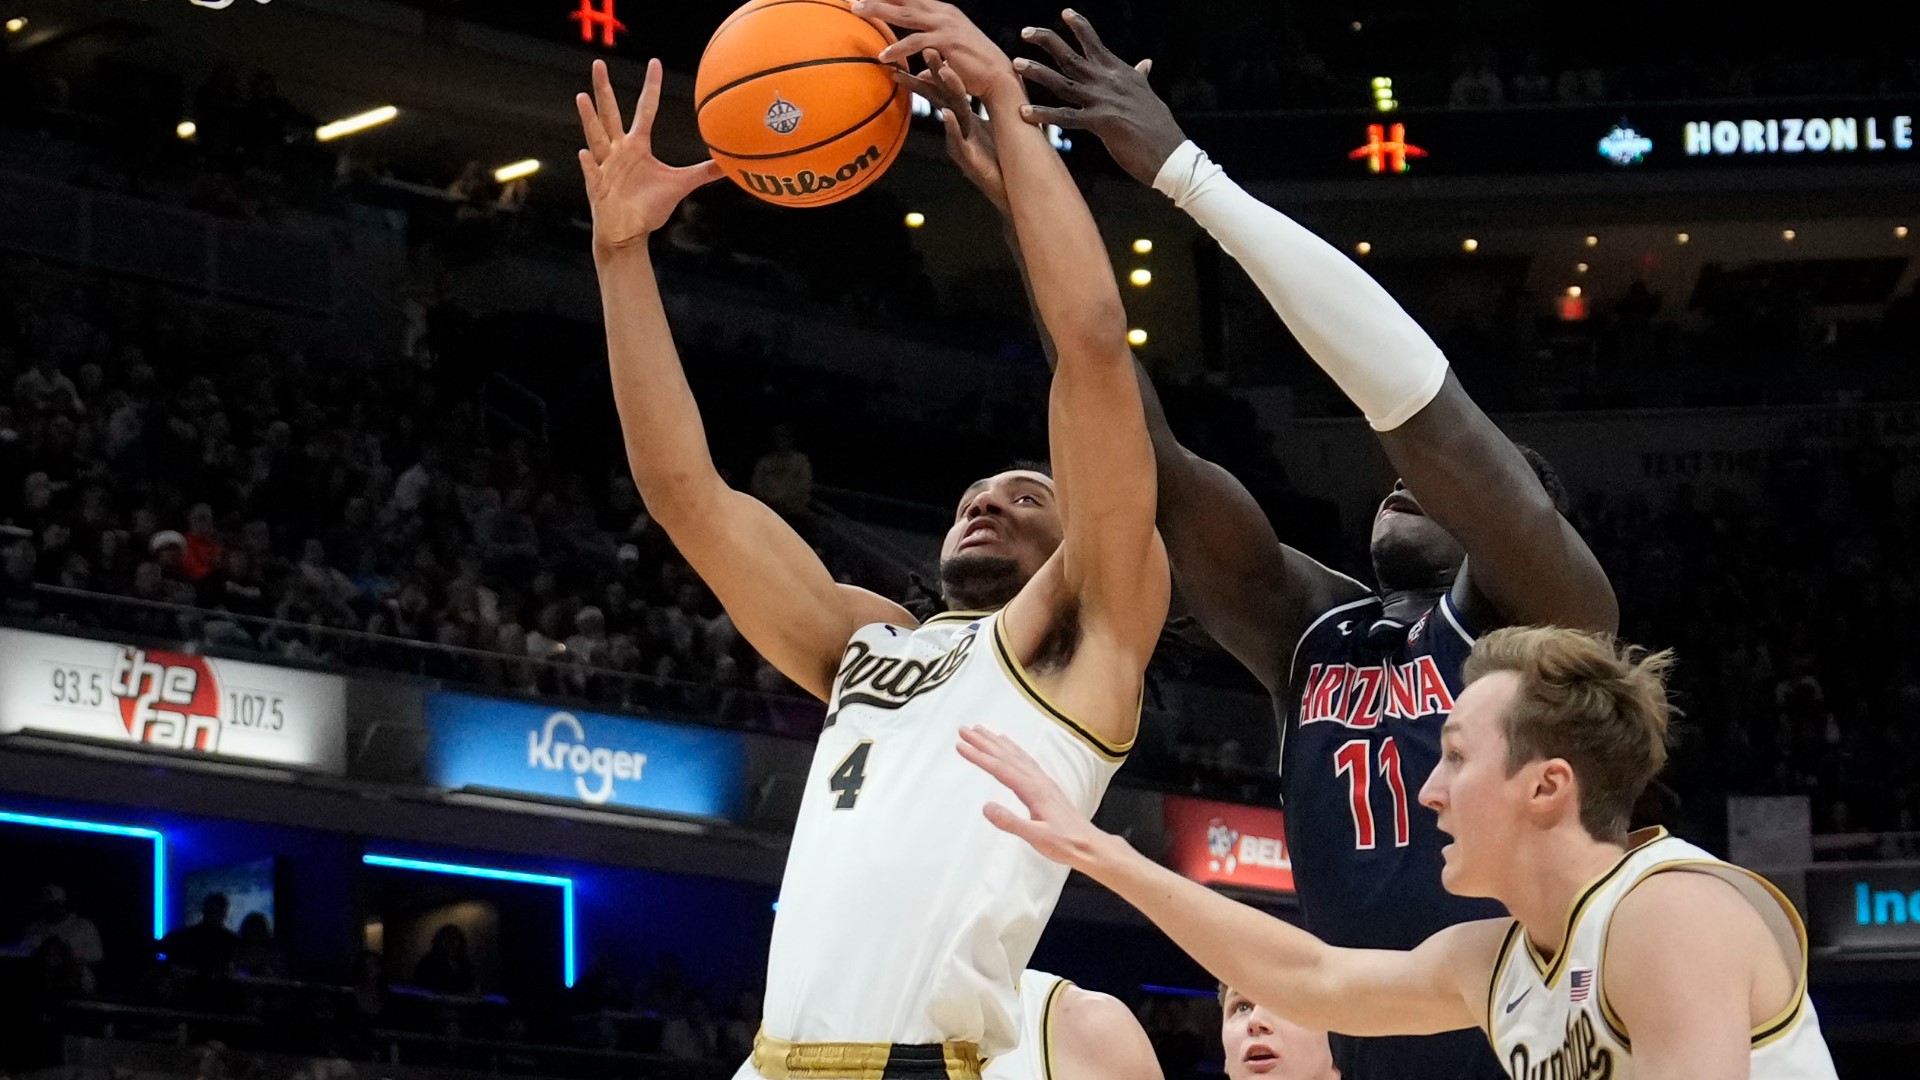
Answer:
[695,0,911,208]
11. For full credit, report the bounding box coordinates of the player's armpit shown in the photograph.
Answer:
[1601,872,1783,1080]
[659,486,913,702]
[1152,434,1370,693]
[1379,375,1618,634]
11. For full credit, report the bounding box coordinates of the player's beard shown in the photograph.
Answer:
[939,552,1026,612]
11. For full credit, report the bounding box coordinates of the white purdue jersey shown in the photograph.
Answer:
[1486,828,1837,1080]
[982,971,1072,1080]
[761,610,1129,1059]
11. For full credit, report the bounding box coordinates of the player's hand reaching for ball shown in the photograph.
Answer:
[576,58,723,255]
[854,0,1021,105]
[1015,10,1185,187]
[959,725,1114,872]
[895,51,1008,215]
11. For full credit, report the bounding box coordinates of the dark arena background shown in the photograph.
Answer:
[0,1,1918,1078]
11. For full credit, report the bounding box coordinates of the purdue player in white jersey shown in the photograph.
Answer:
[963,626,1839,1080]
[980,971,1161,1080]
[572,0,1169,1072]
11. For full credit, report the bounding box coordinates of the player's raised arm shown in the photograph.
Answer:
[1020,12,1616,636]
[579,58,910,700]
[957,726,1499,1037]
[861,0,1168,716]
[896,52,1362,694]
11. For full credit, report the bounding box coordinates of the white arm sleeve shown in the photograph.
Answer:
[1153,141,1449,432]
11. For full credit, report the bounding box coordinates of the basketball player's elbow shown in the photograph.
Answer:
[1049,297,1130,364]
[630,464,723,527]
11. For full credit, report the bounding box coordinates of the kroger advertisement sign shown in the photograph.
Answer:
[423,693,746,821]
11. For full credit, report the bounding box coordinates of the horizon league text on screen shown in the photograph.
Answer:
[1173,98,1920,180]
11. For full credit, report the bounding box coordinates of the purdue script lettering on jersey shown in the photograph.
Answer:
[829,628,976,720]
[737,145,882,199]
[1509,1012,1614,1080]
[1298,657,1457,728]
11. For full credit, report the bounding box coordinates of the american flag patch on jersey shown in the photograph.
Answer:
[1569,968,1594,1003]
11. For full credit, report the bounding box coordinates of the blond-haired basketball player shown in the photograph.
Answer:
[963,627,1838,1079]
[981,971,1161,1080]
[572,0,1169,1071]
[1218,984,1337,1080]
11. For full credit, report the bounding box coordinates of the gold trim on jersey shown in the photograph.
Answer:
[1485,920,1525,1040]
[1592,858,1812,1051]
[1040,977,1073,1080]
[1523,827,1669,985]
[922,610,994,626]
[990,616,1135,762]
[751,1030,983,1080]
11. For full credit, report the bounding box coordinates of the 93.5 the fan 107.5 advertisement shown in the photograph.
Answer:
[0,627,348,773]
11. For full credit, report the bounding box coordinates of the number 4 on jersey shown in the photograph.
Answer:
[829,741,873,809]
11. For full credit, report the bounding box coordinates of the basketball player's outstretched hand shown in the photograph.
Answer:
[575,58,723,253]
[958,725,1108,870]
[1015,11,1184,186]
[894,51,1007,214]
[853,0,1020,102]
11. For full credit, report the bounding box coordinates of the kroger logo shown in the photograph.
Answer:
[526,712,647,805]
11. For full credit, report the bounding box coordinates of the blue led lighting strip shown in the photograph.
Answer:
[362,854,576,987]
[0,810,167,939]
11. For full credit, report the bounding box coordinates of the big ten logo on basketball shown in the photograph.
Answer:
[526,711,648,805]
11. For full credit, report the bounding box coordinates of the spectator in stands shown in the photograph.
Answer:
[232,913,287,979]
[1509,53,1553,104]
[182,504,224,582]
[660,994,720,1060]
[1556,57,1608,103]
[412,925,479,996]
[748,424,813,522]
[1448,48,1506,108]
[341,949,389,1051]
[18,884,103,995]
[162,894,240,974]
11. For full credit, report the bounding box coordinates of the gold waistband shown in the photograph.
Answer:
[751,1030,983,1080]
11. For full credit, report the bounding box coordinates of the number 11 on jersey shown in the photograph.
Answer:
[1333,737,1410,849]
[829,741,872,809]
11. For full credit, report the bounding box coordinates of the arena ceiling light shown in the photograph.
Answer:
[1127,328,1148,347]
[1355,241,1372,256]
[176,121,198,140]
[1129,268,1152,287]
[0,809,166,939]
[5,18,26,33]
[1675,232,1691,244]
[363,853,576,987]
[1132,238,1153,255]
[904,211,926,228]
[1462,238,1479,253]
[1896,226,1909,239]
[316,106,399,142]
[493,159,540,183]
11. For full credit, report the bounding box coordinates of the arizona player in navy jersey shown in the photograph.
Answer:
[930,13,1618,1080]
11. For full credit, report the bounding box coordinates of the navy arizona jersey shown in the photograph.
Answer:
[1282,591,1507,1080]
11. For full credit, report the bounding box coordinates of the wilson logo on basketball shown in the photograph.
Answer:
[764,95,803,135]
[736,143,881,200]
